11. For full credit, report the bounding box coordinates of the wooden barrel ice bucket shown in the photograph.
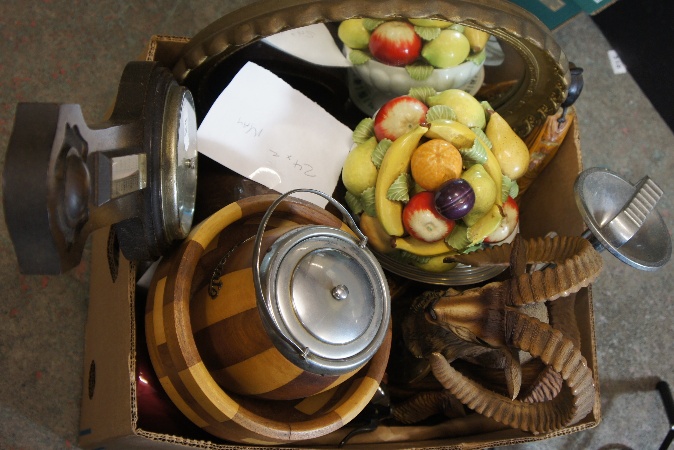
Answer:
[146,193,391,444]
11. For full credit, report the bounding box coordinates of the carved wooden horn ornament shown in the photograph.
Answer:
[423,235,603,433]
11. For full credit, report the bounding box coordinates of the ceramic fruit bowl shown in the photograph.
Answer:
[345,47,484,97]
[345,46,484,99]
[340,85,527,286]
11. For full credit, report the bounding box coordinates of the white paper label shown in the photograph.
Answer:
[197,62,353,207]
[608,49,627,75]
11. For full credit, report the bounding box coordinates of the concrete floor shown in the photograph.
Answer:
[0,1,672,449]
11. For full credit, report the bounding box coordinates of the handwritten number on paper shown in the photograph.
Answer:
[237,117,263,137]
[267,149,316,178]
[303,164,316,178]
[238,118,315,177]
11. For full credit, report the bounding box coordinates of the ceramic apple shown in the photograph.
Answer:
[403,191,455,242]
[368,21,422,66]
[484,196,519,243]
[373,95,428,141]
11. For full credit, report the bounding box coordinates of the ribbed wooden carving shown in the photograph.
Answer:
[403,235,603,433]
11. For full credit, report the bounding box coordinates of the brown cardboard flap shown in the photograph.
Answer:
[79,228,137,447]
[520,118,585,239]
[577,286,602,424]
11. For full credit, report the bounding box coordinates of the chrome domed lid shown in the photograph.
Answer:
[254,190,390,376]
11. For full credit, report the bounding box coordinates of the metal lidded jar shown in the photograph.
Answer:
[252,190,390,384]
[149,189,391,408]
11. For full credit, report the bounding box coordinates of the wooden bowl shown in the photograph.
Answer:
[146,194,391,443]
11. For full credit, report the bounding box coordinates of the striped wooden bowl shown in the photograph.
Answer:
[146,194,391,443]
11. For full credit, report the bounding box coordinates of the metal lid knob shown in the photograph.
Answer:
[574,167,671,270]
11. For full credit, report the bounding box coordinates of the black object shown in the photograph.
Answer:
[593,0,674,133]
[559,64,584,124]
[657,380,674,450]
[339,402,392,447]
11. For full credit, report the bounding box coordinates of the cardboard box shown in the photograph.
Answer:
[508,0,621,29]
[78,35,601,449]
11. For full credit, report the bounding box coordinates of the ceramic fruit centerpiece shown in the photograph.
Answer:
[338,18,488,96]
[341,86,529,276]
